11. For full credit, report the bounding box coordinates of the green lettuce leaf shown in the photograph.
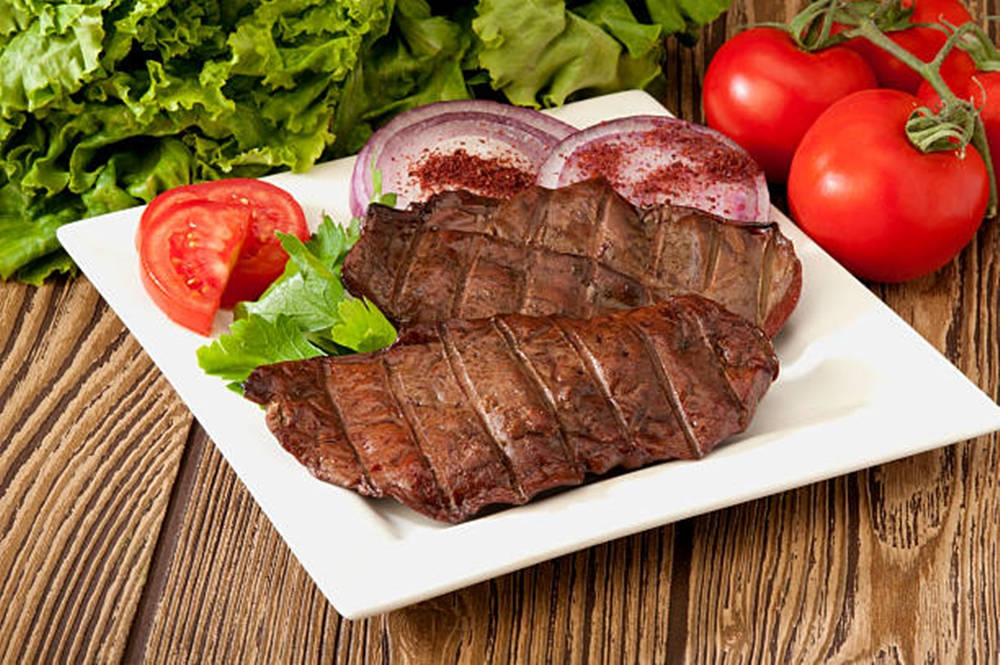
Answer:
[333,0,473,154]
[0,0,397,282]
[574,0,661,58]
[329,297,398,353]
[642,0,730,41]
[0,0,731,283]
[472,0,663,108]
[0,4,105,115]
[15,249,77,285]
[236,216,358,331]
[196,314,326,390]
[0,179,83,279]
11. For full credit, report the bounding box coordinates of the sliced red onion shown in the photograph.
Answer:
[536,116,770,222]
[350,100,576,218]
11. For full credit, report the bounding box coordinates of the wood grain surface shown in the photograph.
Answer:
[2,1,999,663]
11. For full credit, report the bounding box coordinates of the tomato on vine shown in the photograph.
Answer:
[704,27,876,182]
[834,0,975,93]
[788,89,988,282]
[916,25,1000,180]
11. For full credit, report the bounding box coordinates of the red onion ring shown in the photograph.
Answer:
[536,116,770,222]
[349,100,576,218]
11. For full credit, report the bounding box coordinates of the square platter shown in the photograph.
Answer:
[57,90,1000,619]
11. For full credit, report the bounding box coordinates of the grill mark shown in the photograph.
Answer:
[625,319,702,459]
[318,362,377,495]
[701,220,722,293]
[393,224,745,312]
[757,231,776,331]
[580,184,613,319]
[492,318,582,475]
[649,208,672,284]
[552,320,634,453]
[517,190,553,312]
[387,213,792,327]
[518,250,540,314]
[380,356,456,516]
[450,234,484,319]
[687,306,748,423]
[524,188,552,243]
[436,323,526,502]
[389,226,428,313]
[639,212,676,288]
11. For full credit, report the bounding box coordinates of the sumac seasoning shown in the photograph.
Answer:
[568,124,759,217]
[409,148,535,200]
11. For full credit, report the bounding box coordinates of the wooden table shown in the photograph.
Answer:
[2,2,998,662]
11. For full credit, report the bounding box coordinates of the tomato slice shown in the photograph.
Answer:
[139,200,251,335]
[138,179,309,307]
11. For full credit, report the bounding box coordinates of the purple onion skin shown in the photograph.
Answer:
[536,116,770,223]
[349,101,576,218]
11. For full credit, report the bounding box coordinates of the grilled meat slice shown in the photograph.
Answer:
[243,295,778,523]
[342,178,801,337]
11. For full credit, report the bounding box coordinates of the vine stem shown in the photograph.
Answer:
[844,14,998,216]
[971,115,995,216]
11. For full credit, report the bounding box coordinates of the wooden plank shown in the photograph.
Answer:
[134,435,677,663]
[3,0,998,662]
[0,279,192,663]
[129,0,1000,659]
[674,0,1000,654]
[678,221,999,661]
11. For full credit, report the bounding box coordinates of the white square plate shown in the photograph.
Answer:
[58,90,1000,619]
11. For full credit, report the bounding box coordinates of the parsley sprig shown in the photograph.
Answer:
[197,214,396,392]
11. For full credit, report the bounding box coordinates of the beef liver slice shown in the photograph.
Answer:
[627,300,744,457]
[441,319,584,497]
[383,339,524,516]
[556,316,694,467]
[455,239,527,320]
[393,230,478,322]
[321,357,451,519]
[497,315,632,475]
[244,361,369,492]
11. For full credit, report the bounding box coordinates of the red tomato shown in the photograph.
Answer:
[139,201,251,335]
[703,27,876,182]
[917,59,1000,180]
[834,0,974,93]
[139,179,309,306]
[788,89,988,282]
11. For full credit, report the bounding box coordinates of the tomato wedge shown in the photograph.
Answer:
[139,201,251,335]
[138,179,309,306]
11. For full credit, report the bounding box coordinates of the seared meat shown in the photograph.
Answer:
[342,178,801,337]
[243,295,778,523]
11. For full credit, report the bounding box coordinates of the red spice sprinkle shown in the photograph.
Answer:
[631,162,700,202]
[644,124,757,182]
[572,140,626,185]
[409,148,535,199]
[571,124,758,195]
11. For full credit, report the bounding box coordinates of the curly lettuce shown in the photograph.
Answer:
[1,0,394,281]
[0,0,730,283]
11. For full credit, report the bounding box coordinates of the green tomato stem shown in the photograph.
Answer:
[971,115,996,217]
[845,14,997,217]
[850,19,962,104]
[954,23,1000,72]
